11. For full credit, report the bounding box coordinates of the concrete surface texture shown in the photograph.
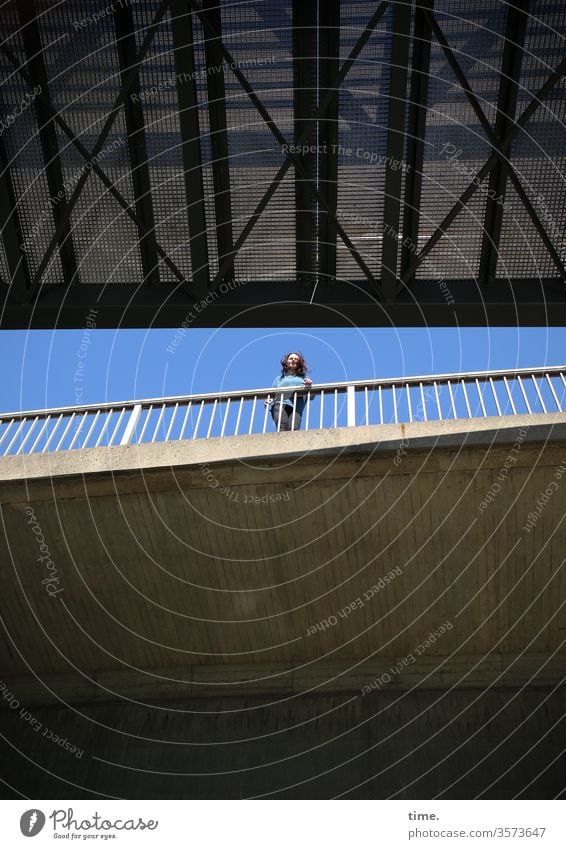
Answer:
[1,415,565,798]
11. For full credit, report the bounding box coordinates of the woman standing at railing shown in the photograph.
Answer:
[264,352,312,431]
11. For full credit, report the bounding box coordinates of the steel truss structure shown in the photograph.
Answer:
[0,0,565,327]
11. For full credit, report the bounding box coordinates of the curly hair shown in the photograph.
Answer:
[280,351,309,377]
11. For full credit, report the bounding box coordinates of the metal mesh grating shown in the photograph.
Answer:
[0,13,64,287]
[416,0,507,282]
[336,2,392,281]
[1,0,565,315]
[495,0,566,279]
[219,0,295,281]
[0,241,10,287]
[29,0,143,284]
[131,4,192,283]
[190,11,221,280]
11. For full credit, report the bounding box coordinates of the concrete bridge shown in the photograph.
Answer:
[1,369,565,798]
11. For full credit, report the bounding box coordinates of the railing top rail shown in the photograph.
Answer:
[1,365,564,421]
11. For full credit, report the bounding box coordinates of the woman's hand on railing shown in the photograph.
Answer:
[303,378,312,386]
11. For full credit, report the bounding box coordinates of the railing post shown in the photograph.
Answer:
[120,404,142,445]
[347,385,356,426]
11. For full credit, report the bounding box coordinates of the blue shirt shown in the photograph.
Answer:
[271,374,308,413]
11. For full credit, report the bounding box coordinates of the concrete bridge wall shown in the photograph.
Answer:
[1,414,565,798]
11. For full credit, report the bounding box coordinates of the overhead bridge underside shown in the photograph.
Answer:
[1,0,566,327]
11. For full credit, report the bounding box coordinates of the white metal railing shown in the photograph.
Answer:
[0,366,565,457]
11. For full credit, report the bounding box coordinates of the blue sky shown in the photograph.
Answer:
[1,326,565,414]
